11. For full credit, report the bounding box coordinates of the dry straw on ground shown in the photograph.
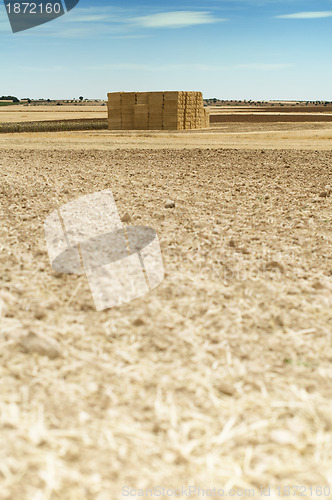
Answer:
[0,143,332,499]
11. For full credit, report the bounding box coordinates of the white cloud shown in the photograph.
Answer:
[234,63,292,70]
[130,11,223,29]
[8,7,224,37]
[61,7,222,30]
[60,6,125,25]
[84,62,292,72]
[276,11,332,19]
[68,15,110,23]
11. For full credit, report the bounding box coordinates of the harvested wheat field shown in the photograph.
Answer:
[0,126,332,499]
[0,105,107,124]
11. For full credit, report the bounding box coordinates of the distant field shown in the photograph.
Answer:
[2,103,332,126]
[0,104,107,123]
[208,105,332,114]
[2,103,332,137]
[210,114,332,123]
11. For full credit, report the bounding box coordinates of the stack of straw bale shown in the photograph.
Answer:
[108,91,209,130]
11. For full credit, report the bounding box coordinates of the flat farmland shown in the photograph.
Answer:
[208,104,332,114]
[0,120,332,499]
[0,104,107,123]
[1,121,332,149]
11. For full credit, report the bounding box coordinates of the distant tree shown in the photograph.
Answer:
[0,95,19,102]
[79,96,84,102]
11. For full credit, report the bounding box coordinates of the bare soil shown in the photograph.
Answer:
[1,122,332,150]
[208,105,332,114]
[211,114,332,123]
[0,127,332,499]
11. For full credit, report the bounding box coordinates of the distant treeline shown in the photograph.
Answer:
[0,95,20,102]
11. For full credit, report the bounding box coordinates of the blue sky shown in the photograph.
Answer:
[1,0,332,100]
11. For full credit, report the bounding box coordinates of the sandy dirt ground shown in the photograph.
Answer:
[0,125,332,499]
[0,105,107,123]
